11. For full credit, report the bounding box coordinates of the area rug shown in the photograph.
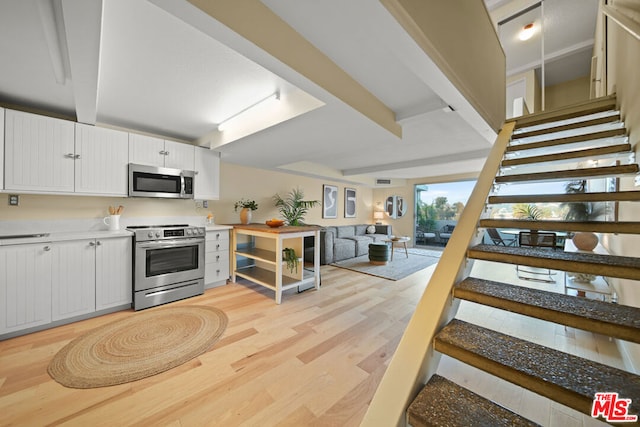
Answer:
[48,305,228,388]
[331,249,441,281]
[407,248,444,258]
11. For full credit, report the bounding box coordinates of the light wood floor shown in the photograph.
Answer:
[0,260,626,426]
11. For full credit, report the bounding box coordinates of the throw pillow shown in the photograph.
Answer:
[366,225,376,234]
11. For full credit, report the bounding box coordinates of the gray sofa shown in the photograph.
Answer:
[317,224,392,265]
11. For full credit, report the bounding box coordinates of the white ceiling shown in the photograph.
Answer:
[0,0,598,185]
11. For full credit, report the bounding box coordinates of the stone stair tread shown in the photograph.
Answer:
[478,219,640,234]
[468,244,640,281]
[494,164,639,184]
[487,191,640,204]
[507,128,626,153]
[408,374,540,427]
[435,319,640,417]
[513,113,621,139]
[455,277,640,343]
[501,143,631,167]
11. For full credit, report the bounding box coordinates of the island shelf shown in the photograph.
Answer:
[231,224,321,304]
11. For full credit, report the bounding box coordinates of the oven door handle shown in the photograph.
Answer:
[137,238,203,249]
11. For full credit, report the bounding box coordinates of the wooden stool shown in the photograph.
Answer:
[369,243,391,265]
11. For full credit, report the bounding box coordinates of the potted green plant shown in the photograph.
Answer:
[273,187,320,226]
[513,203,543,220]
[282,247,299,273]
[234,199,258,224]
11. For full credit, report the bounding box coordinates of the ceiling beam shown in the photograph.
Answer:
[61,0,103,124]
[180,0,401,139]
[342,148,492,176]
[395,97,449,123]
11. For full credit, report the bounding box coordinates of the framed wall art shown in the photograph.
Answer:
[323,184,338,218]
[345,188,356,218]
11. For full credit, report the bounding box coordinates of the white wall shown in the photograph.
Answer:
[0,161,374,229]
[603,7,640,372]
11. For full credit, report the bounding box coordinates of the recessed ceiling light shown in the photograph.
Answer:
[519,23,535,41]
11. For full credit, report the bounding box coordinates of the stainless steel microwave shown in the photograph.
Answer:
[128,163,194,199]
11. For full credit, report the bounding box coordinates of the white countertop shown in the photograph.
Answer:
[0,229,133,246]
[206,225,233,231]
[0,216,228,246]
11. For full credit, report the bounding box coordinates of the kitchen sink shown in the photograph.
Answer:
[0,233,50,239]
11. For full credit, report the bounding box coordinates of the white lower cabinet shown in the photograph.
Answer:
[0,243,52,334]
[0,236,132,337]
[205,229,230,288]
[51,239,96,321]
[95,237,132,310]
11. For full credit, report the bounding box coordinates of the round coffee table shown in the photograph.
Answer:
[382,237,411,261]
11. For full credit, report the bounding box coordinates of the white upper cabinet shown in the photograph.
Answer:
[4,110,75,192]
[164,140,195,170]
[129,134,194,171]
[194,146,220,200]
[74,123,129,196]
[0,108,4,190]
[2,109,199,196]
[128,134,166,167]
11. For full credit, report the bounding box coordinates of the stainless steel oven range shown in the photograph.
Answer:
[128,224,205,310]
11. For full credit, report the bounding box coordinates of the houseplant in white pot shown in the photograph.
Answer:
[234,199,258,224]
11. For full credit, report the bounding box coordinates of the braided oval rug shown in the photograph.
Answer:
[48,305,227,388]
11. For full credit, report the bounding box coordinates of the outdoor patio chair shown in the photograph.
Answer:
[486,228,517,246]
[439,224,455,245]
[416,229,437,246]
[516,231,557,283]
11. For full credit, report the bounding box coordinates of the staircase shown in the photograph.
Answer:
[406,96,640,426]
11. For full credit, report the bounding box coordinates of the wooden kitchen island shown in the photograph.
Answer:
[231,224,321,304]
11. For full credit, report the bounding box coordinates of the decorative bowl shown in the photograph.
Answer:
[266,219,285,228]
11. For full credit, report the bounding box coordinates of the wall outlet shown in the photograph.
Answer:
[203,200,208,208]
[8,195,19,206]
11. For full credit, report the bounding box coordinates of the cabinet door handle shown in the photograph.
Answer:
[216,255,220,261]
[216,244,220,250]
[89,241,96,247]
[96,241,102,246]
[74,154,81,159]
[159,150,166,155]
[65,153,75,159]
[164,151,169,156]
[44,245,51,251]
[216,233,220,239]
